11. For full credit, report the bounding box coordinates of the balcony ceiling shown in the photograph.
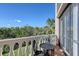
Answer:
[57,3,68,18]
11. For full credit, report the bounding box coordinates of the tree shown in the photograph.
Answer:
[46,18,55,34]
[0,18,55,39]
[33,27,39,35]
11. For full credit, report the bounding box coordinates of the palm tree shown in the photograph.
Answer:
[46,18,55,34]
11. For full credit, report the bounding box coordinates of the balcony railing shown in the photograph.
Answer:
[0,34,57,56]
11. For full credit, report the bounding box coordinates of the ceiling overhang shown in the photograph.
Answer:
[57,3,68,18]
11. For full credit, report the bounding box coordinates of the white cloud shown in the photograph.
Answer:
[16,19,22,23]
[7,24,11,27]
[7,24,11,26]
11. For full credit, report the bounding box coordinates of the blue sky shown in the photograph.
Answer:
[0,3,55,27]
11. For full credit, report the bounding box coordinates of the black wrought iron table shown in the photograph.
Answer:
[40,43,54,56]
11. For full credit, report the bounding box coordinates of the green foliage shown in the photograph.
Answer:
[2,45,10,54]
[0,18,55,55]
[46,18,55,34]
[0,18,55,39]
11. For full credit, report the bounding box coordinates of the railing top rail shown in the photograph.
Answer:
[0,34,56,41]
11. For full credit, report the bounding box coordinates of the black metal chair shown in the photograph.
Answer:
[34,50,43,56]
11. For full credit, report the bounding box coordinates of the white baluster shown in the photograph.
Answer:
[0,46,3,56]
[25,42,28,56]
[30,41,33,56]
[9,45,14,56]
[18,43,22,56]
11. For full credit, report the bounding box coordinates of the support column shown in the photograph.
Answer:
[26,43,29,56]
[39,40,41,50]
[10,45,14,56]
[55,3,60,39]
[0,46,3,56]
[25,42,28,56]
[40,39,43,51]
[18,43,22,56]
[37,40,40,51]
[28,41,33,56]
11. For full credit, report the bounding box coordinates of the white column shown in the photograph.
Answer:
[55,3,60,39]
[40,39,43,51]
[30,41,33,56]
[73,4,78,56]
[27,41,32,56]
[9,45,14,56]
[37,40,41,51]
[64,14,67,49]
[0,46,3,56]
[18,43,22,56]
[25,42,28,56]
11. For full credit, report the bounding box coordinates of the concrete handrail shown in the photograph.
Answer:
[0,34,57,56]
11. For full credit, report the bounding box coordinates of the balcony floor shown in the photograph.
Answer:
[52,45,65,56]
[51,40,65,56]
